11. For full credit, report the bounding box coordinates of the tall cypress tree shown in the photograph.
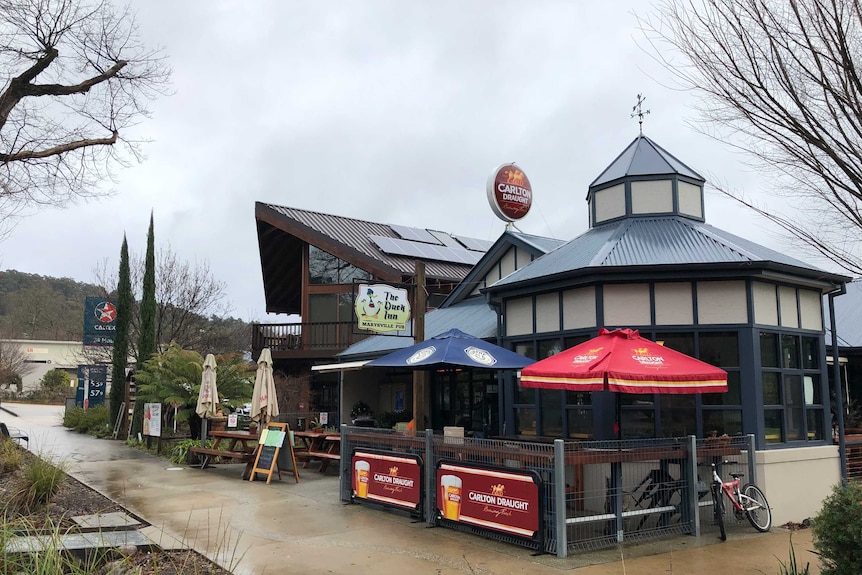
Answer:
[109,235,132,433]
[133,213,157,436]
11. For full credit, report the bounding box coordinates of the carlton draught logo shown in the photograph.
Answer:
[486,163,532,222]
[572,346,603,365]
[631,346,665,366]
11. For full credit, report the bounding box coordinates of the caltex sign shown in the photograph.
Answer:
[83,296,117,346]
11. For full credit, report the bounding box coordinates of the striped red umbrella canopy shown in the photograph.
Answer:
[520,328,727,394]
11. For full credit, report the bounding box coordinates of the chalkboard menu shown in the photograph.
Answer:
[249,422,288,484]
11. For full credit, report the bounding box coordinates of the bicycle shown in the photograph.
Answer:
[710,461,771,540]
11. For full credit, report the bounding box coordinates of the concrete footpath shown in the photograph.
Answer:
[5,403,821,574]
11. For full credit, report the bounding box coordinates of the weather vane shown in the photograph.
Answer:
[631,93,650,135]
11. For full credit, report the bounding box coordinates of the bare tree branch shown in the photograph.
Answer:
[0,0,170,233]
[639,0,862,273]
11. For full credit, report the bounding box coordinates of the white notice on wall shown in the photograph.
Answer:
[320,412,328,425]
[228,414,238,428]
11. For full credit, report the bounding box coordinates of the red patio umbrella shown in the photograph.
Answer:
[520,328,727,394]
[520,328,727,438]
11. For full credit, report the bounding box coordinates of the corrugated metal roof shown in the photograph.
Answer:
[490,216,838,288]
[510,231,566,254]
[262,203,476,280]
[826,280,862,347]
[590,135,704,188]
[338,298,497,359]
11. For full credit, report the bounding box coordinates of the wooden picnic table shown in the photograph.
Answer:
[294,430,341,472]
[191,429,260,479]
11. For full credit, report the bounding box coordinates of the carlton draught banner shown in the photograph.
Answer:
[351,449,423,512]
[83,296,117,346]
[436,461,540,541]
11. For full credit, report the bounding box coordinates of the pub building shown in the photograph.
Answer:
[328,133,849,527]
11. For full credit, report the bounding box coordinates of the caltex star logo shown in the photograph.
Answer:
[94,301,117,323]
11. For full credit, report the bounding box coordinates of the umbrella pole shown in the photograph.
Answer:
[201,417,208,448]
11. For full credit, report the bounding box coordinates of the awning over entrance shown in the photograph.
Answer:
[311,360,370,373]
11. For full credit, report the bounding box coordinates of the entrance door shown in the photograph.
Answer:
[431,371,499,437]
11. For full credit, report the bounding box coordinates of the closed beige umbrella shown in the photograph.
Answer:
[196,354,219,444]
[251,348,279,425]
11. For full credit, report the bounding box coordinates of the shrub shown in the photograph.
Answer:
[812,481,862,575]
[14,456,66,513]
[63,405,112,437]
[0,438,23,473]
[170,438,214,465]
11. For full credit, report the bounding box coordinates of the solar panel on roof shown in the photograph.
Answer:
[390,224,440,244]
[429,230,461,248]
[369,235,484,265]
[454,235,493,252]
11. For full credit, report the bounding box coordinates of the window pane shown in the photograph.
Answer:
[621,409,655,439]
[538,339,562,359]
[785,374,804,440]
[620,393,653,407]
[807,409,824,441]
[308,293,336,322]
[699,332,739,367]
[308,245,369,284]
[802,337,819,370]
[760,332,778,368]
[564,334,591,349]
[764,409,783,444]
[762,372,781,405]
[515,380,535,405]
[655,332,695,357]
[567,408,593,439]
[566,391,592,406]
[703,409,742,437]
[515,408,537,436]
[659,395,696,437]
[703,372,741,405]
[804,375,821,405]
[540,390,563,436]
[781,334,799,368]
[515,342,535,359]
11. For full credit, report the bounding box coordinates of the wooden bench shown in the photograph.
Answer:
[306,450,340,460]
[190,447,253,468]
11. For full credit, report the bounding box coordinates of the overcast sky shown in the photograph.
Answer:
[0,1,815,321]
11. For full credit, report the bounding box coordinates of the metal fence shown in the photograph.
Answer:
[340,427,756,557]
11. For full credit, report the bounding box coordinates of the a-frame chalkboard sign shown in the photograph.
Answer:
[248,422,300,484]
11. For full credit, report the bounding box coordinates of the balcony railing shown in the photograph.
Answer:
[252,322,370,355]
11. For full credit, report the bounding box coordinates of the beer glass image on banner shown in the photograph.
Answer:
[440,474,462,521]
[354,460,370,498]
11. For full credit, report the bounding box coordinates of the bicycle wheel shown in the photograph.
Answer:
[712,484,726,541]
[742,484,772,532]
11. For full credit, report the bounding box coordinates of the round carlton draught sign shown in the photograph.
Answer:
[486,163,532,222]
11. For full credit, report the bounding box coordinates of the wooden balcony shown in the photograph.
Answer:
[251,322,371,360]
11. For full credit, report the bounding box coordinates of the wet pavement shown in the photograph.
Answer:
[3,403,822,574]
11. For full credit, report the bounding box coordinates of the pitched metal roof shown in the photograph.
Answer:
[590,135,704,188]
[259,203,477,280]
[337,298,498,359]
[442,230,566,306]
[826,280,862,347]
[488,216,845,289]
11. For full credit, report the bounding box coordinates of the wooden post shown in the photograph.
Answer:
[412,261,428,430]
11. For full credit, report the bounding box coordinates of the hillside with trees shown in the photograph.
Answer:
[0,269,251,356]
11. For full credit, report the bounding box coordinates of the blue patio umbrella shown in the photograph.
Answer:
[365,328,535,370]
